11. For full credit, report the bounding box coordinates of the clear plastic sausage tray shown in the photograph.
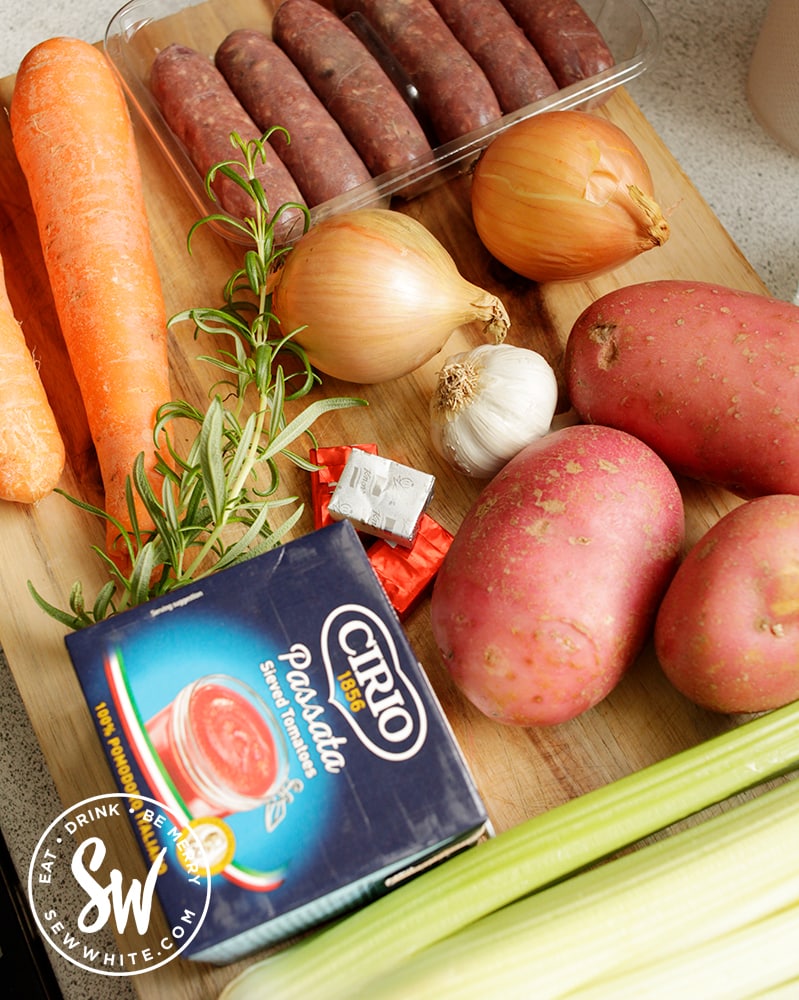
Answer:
[104,0,661,243]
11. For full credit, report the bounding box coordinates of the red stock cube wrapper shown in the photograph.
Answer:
[368,514,453,619]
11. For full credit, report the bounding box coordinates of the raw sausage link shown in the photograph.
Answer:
[428,0,558,112]
[334,0,502,143]
[215,29,371,207]
[271,0,432,176]
[150,43,305,234]
[499,0,615,89]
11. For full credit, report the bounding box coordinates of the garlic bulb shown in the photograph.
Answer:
[430,343,559,478]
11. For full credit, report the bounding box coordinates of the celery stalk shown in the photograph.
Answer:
[568,903,799,1000]
[757,980,799,999]
[220,702,799,1000]
[362,776,799,999]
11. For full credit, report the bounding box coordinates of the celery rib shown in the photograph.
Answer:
[361,776,799,999]
[565,903,799,1000]
[220,701,799,1000]
[755,979,799,999]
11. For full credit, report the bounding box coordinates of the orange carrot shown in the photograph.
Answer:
[0,254,64,503]
[9,37,172,561]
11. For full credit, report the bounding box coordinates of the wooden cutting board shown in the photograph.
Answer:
[0,26,771,999]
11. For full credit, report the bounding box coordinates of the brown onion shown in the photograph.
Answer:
[470,110,670,282]
[270,209,510,384]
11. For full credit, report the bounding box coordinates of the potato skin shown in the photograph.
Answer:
[565,280,799,498]
[655,494,799,714]
[430,424,684,726]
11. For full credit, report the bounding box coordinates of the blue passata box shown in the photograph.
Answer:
[65,520,490,964]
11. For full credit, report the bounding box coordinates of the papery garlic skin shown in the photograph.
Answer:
[430,343,559,478]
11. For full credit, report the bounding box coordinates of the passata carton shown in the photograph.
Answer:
[65,520,489,964]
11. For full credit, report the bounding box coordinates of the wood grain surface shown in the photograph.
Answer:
[0,3,770,995]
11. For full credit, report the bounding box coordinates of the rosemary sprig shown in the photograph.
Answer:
[29,130,366,629]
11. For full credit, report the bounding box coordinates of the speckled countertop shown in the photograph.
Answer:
[0,1,796,997]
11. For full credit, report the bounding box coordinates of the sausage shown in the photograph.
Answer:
[341,10,438,142]
[149,43,305,235]
[428,0,558,112]
[271,0,432,176]
[334,0,503,142]
[499,0,615,89]
[215,29,371,207]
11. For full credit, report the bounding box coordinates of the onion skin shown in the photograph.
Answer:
[470,110,670,283]
[270,208,510,383]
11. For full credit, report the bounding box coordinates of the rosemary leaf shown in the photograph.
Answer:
[197,400,228,524]
[264,396,368,462]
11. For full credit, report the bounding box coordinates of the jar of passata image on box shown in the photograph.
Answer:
[146,674,289,818]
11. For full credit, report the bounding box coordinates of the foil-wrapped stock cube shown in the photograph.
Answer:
[328,448,435,548]
[309,443,379,530]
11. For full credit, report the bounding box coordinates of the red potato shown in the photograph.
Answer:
[655,494,799,714]
[430,424,684,726]
[565,280,799,498]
